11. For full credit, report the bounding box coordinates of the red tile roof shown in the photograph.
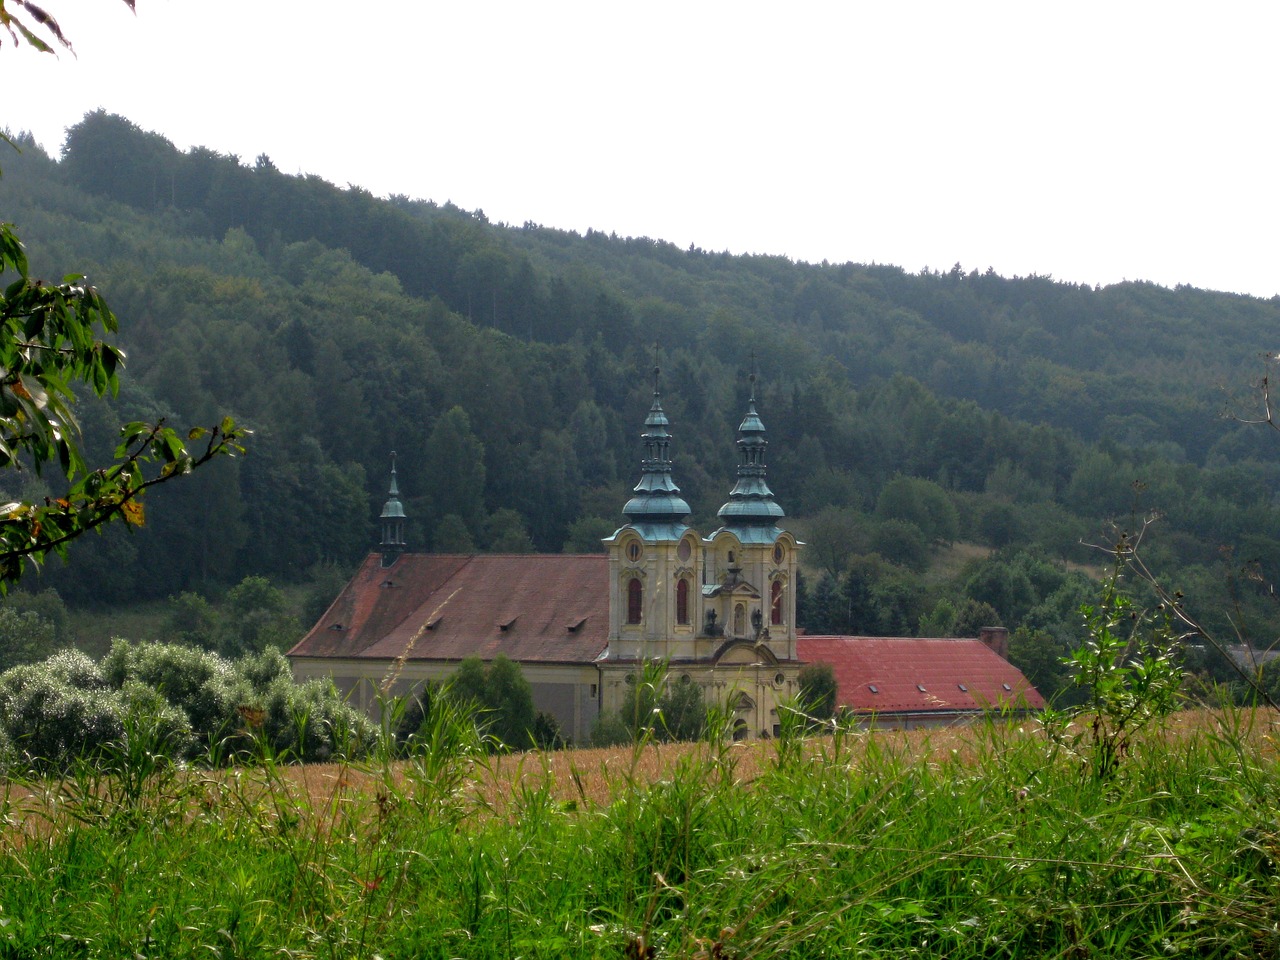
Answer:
[288,553,610,664]
[797,636,1045,714]
[290,556,1044,718]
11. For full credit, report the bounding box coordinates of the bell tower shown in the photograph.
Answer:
[604,369,702,662]
[705,375,798,661]
[379,452,407,567]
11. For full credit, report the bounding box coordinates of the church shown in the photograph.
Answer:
[288,377,1043,743]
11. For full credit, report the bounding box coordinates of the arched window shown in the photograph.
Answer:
[734,603,746,637]
[627,578,643,624]
[676,578,690,625]
[771,580,783,625]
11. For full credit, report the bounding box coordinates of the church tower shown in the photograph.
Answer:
[604,370,704,662]
[600,369,799,739]
[704,376,799,661]
[379,453,407,566]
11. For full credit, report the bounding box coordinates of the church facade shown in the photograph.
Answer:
[288,379,1042,743]
[596,377,802,739]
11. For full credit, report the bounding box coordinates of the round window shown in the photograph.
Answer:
[677,538,692,562]
[774,672,786,687]
[773,543,784,564]
[627,541,641,561]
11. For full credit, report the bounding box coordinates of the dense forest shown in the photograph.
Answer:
[2,110,1279,701]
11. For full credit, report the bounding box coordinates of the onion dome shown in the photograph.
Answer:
[716,376,785,543]
[619,369,690,541]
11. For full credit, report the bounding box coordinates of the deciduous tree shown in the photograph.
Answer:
[0,2,245,589]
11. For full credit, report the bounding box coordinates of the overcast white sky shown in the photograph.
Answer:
[5,2,1279,297]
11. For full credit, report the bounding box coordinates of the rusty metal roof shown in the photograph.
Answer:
[288,553,610,664]
[797,636,1045,714]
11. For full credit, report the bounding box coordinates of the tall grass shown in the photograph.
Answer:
[1,708,1278,958]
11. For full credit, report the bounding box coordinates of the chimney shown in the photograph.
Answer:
[979,626,1009,659]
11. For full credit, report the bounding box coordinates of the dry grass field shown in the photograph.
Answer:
[268,707,1280,813]
[4,708,1280,958]
[6,708,1276,835]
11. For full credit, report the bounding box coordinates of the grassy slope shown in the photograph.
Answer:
[2,709,1279,958]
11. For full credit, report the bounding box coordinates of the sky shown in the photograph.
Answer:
[5,1,1279,298]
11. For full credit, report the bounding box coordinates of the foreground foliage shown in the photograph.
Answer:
[1,708,1278,958]
[0,641,376,770]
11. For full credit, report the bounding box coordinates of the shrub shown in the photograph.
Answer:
[0,662,124,768]
[1052,561,1184,781]
[447,655,537,750]
[237,647,294,694]
[102,639,249,744]
[0,641,380,770]
[798,662,838,720]
[257,675,378,762]
[589,710,632,748]
[117,679,197,759]
[41,649,109,691]
[601,664,710,745]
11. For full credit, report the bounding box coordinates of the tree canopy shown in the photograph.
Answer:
[1,111,1279,703]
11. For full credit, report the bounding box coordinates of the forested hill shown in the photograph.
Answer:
[2,111,1279,672]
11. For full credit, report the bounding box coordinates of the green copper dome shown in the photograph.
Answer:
[379,453,407,560]
[618,376,690,541]
[715,383,785,542]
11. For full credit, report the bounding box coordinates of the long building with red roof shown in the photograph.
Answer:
[796,635,1043,726]
[290,378,1042,743]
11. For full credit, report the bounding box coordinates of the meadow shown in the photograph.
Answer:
[1,707,1278,959]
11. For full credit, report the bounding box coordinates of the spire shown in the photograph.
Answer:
[716,371,785,541]
[620,367,691,540]
[380,452,407,564]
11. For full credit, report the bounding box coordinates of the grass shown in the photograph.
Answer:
[2,708,1279,958]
